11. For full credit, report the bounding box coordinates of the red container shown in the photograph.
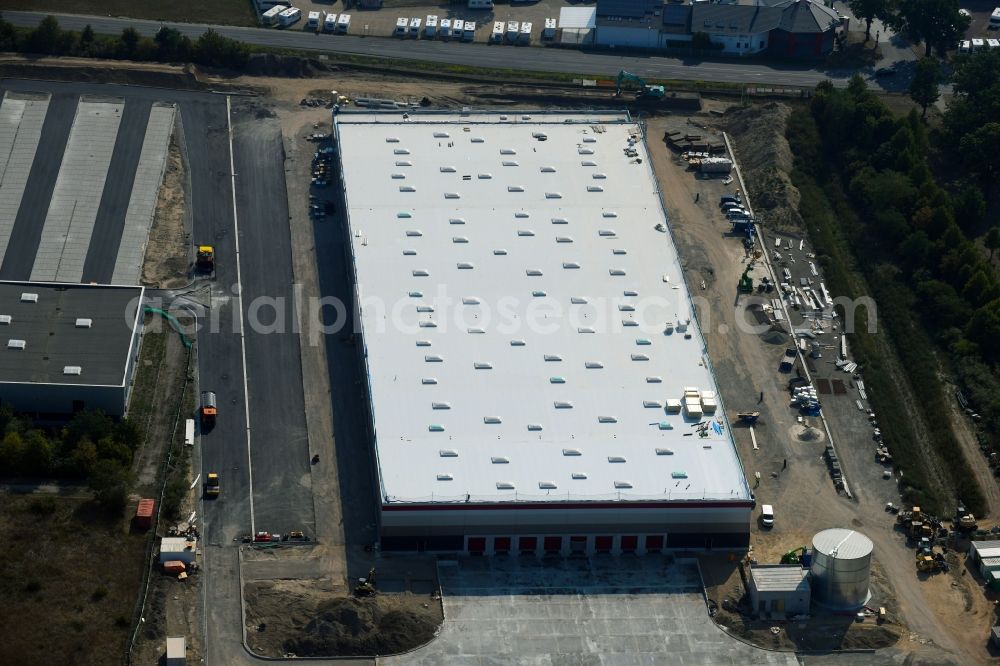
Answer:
[163,560,186,575]
[135,499,155,530]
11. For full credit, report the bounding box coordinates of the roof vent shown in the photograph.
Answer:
[440,166,457,173]
[538,481,557,490]
[585,361,603,369]
[631,354,649,361]
[436,473,454,480]
[544,354,562,362]
[598,416,618,424]
[656,448,674,455]
[63,366,82,375]
[449,218,466,225]
[556,237,573,243]
[20,293,38,303]
[646,376,662,383]
[494,249,508,255]
[453,236,469,243]
[510,339,526,346]
[643,400,663,408]
[608,456,626,463]
[571,472,588,480]
[527,424,543,431]
[554,401,573,409]
[7,339,26,350]
[421,378,438,384]
[428,424,445,431]
[492,456,510,464]
[474,362,493,369]
[425,354,443,362]
[439,449,458,457]
[0,315,10,325]
[496,481,515,490]
[551,217,568,224]
[432,402,451,409]
[562,448,582,456]
[484,416,502,424]
[614,481,633,489]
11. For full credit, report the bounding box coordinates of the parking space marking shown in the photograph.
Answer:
[0,92,49,267]
[30,98,123,283]
[111,102,176,284]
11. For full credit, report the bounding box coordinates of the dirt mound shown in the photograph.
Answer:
[725,103,803,232]
[281,597,437,657]
[246,54,334,78]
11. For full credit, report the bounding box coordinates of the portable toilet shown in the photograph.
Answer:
[395,17,408,36]
[463,20,476,41]
[337,13,350,32]
[491,21,504,43]
[324,12,337,31]
[409,17,422,37]
[453,19,465,39]
[543,17,557,39]
[425,15,438,37]
[262,5,284,26]
[440,17,452,38]
[519,21,532,43]
[506,20,519,41]
[972,37,985,52]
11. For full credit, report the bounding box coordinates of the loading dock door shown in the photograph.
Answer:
[519,536,537,554]
[595,536,613,553]
[543,536,562,554]
[468,537,486,554]
[570,536,587,553]
[494,537,511,554]
[645,535,664,552]
[621,535,638,553]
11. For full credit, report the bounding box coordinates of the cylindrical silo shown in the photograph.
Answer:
[809,528,873,609]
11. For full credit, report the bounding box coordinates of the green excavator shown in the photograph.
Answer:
[780,546,808,565]
[615,70,666,100]
[738,262,755,294]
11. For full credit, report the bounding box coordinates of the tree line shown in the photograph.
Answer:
[848,0,969,57]
[786,51,1000,514]
[0,14,251,70]
[0,407,140,511]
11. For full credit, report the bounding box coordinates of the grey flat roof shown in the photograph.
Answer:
[750,565,809,592]
[334,110,752,506]
[0,281,142,386]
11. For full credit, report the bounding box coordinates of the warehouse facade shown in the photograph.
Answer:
[333,110,754,555]
[0,281,144,418]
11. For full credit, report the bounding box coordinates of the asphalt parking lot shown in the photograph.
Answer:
[259,0,566,44]
[383,556,798,665]
[0,80,176,285]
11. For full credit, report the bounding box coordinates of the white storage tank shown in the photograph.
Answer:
[809,528,873,609]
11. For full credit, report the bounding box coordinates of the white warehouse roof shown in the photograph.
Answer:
[334,110,751,506]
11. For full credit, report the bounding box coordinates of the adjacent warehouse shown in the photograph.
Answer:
[333,110,754,555]
[0,281,144,418]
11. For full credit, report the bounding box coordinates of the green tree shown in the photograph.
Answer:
[986,227,1000,263]
[849,0,896,42]
[25,15,62,55]
[20,431,52,477]
[88,459,133,512]
[0,13,19,52]
[68,438,98,477]
[895,0,970,57]
[909,57,940,118]
[953,183,986,231]
[63,410,113,449]
[960,122,1000,187]
[0,431,26,475]
[80,24,94,45]
[154,26,191,62]
[119,27,140,58]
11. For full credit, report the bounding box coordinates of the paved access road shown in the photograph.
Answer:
[3,10,856,88]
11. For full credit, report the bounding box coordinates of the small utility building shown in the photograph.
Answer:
[969,540,1000,579]
[159,537,197,565]
[748,565,811,616]
[0,281,144,418]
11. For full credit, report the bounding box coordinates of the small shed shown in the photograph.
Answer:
[159,537,197,565]
[166,636,186,666]
[748,564,811,617]
[969,540,1000,578]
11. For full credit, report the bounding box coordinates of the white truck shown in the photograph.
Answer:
[543,18,557,39]
[463,20,476,41]
[409,17,422,37]
[440,18,452,39]
[425,15,438,37]
[491,21,504,43]
[519,21,532,43]
[324,12,337,32]
[278,7,302,27]
[337,14,351,33]
[306,11,321,30]
[394,17,408,36]
[452,19,465,40]
[506,20,519,42]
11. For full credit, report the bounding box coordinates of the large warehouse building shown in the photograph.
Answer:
[334,110,753,555]
[0,281,144,418]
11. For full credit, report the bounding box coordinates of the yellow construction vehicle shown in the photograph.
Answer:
[205,473,221,497]
[354,567,377,596]
[196,245,215,273]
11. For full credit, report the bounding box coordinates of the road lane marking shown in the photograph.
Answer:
[226,95,257,535]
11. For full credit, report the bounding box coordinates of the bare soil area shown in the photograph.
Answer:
[143,128,191,289]
[245,580,442,658]
[0,495,146,666]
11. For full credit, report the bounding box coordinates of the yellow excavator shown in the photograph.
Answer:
[354,567,377,596]
[196,245,215,274]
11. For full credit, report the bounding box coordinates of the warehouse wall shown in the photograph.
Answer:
[0,382,127,418]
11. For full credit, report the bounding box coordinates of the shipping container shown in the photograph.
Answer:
[135,498,155,530]
[163,560,187,575]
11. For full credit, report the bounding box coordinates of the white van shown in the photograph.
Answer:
[519,21,532,43]
[394,17,408,36]
[972,37,985,52]
[491,21,504,43]
[425,15,438,37]
[760,504,774,528]
[506,20,519,41]
[440,18,452,39]
[337,14,351,33]
[278,7,301,27]
[261,5,284,26]
[453,19,465,40]
[306,11,321,29]
[463,20,476,41]
[959,39,971,54]
[323,13,337,32]
[988,38,1000,50]
[991,7,1000,29]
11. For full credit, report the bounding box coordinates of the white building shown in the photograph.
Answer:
[159,537,197,565]
[332,111,753,555]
